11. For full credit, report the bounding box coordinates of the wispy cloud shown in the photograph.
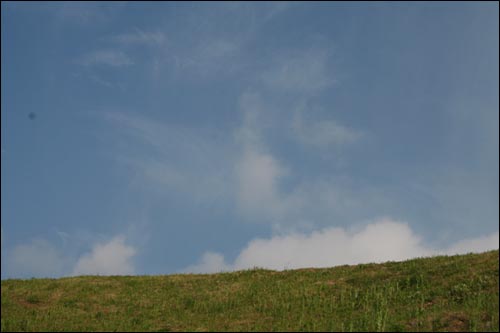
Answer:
[77,50,133,67]
[199,39,238,59]
[53,2,130,26]
[185,218,499,273]
[156,3,287,79]
[292,105,363,147]
[108,28,166,46]
[72,235,136,276]
[56,2,106,25]
[260,48,335,94]
[170,38,243,78]
[233,91,290,221]
[231,90,369,227]
[104,111,234,203]
[104,100,371,230]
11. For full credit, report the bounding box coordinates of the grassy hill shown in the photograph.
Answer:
[1,250,498,332]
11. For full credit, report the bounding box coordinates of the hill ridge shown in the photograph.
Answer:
[2,250,498,332]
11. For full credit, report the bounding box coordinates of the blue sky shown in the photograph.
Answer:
[1,2,498,278]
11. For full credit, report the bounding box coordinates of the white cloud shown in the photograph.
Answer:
[77,50,133,67]
[72,236,136,276]
[6,239,64,278]
[182,252,231,274]
[3,232,140,279]
[185,218,499,273]
[235,218,431,270]
[444,232,499,255]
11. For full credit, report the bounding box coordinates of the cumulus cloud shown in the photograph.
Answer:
[185,218,499,273]
[5,239,65,278]
[235,148,287,219]
[233,92,291,220]
[77,50,133,67]
[444,232,499,255]
[72,236,136,276]
[182,252,231,274]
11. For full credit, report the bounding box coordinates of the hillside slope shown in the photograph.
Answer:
[1,250,499,332]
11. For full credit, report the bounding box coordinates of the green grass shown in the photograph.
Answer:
[1,250,498,332]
